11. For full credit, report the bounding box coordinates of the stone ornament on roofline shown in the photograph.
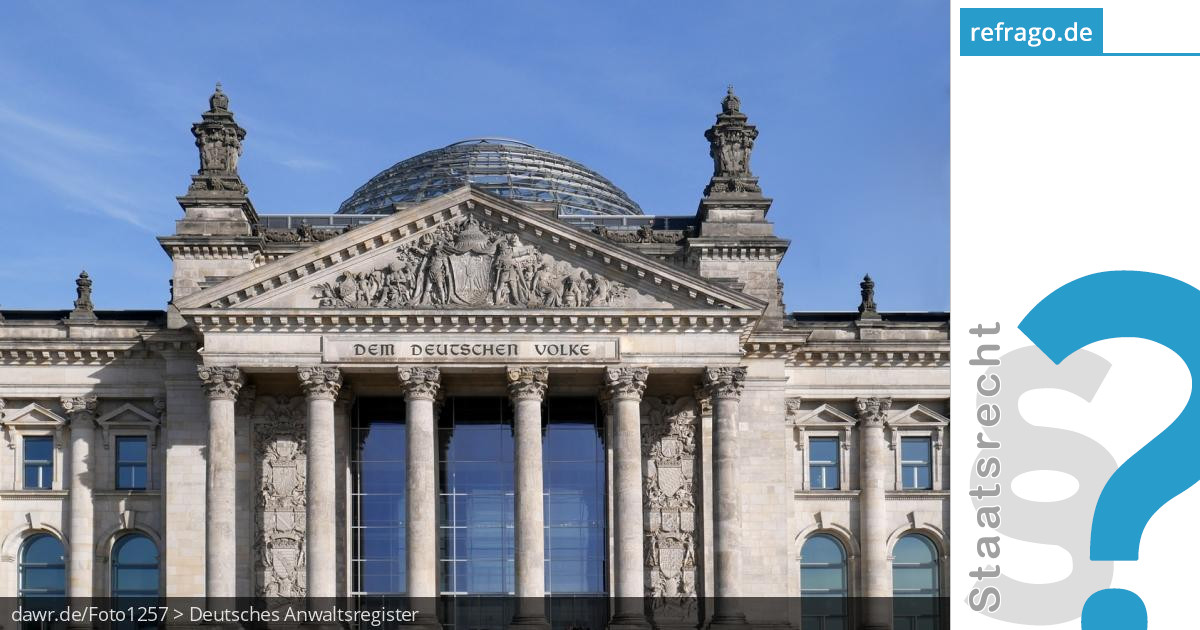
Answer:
[704,86,762,196]
[198,366,245,401]
[506,367,549,401]
[397,367,441,401]
[187,82,249,196]
[297,366,342,401]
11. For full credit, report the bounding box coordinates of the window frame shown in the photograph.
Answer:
[2,403,68,492]
[22,436,55,491]
[19,533,67,597]
[884,405,949,492]
[899,436,933,491]
[807,436,841,491]
[114,436,150,491]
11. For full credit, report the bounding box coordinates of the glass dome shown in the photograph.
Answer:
[337,138,643,216]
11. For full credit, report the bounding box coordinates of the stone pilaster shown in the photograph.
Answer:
[61,395,97,606]
[197,365,245,598]
[857,396,893,630]
[297,366,343,599]
[700,366,748,630]
[604,366,650,630]
[398,367,441,626]
[508,367,551,630]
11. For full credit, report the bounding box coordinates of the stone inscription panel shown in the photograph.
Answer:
[323,336,620,363]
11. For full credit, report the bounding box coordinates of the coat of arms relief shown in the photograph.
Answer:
[311,215,667,309]
[642,396,700,625]
[253,395,308,597]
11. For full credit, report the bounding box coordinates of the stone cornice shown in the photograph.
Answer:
[180,309,758,338]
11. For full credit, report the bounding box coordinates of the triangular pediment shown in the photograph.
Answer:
[177,186,764,317]
[2,403,68,428]
[96,403,161,428]
[887,404,949,427]
[788,403,858,427]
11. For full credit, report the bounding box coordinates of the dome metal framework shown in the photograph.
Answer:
[337,138,644,217]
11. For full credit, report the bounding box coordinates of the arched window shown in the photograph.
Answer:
[893,534,942,630]
[111,533,160,598]
[19,534,65,597]
[800,534,847,630]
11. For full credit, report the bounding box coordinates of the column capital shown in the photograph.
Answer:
[700,366,746,400]
[397,366,441,401]
[60,395,97,422]
[507,367,549,401]
[855,396,892,426]
[197,365,245,401]
[298,366,343,400]
[603,366,649,401]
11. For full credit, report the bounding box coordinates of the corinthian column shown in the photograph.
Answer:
[508,367,550,630]
[857,397,893,630]
[298,366,343,599]
[701,366,748,630]
[604,366,649,630]
[61,395,97,604]
[397,367,441,617]
[197,365,245,598]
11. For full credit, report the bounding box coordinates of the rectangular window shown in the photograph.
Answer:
[901,437,933,490]
[23,437,53,490]
[116,436,148,490]
[808,437,840,490]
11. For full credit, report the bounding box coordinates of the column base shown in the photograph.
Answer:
[510,614,552,630]
[706,613,750,630]
[607,612,651,630]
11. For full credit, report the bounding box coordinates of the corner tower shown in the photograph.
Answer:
[158,84,263,326]
[687,87,790,321]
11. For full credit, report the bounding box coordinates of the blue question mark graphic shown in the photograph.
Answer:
[1019,270,1200,629]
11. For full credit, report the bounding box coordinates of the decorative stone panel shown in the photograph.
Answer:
[253,395,307,597]
[642,396,700,625]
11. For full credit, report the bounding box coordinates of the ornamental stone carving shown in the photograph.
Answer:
[297,367,342,400]
[69,271,96,320]
[397,367,441,401]
[198,366,245,400]
[252,395,307,597]
[699,366,746,400]
[858,274,880,319]
[262,220,348,243]
[642,396,699,623]
[187,83,248,196]
[312,215,657,309]
[704,86,762,196]
[603,367,649,401]
[506,367,549,401]
[856,397,892,426]
[592,224,691,245]
[60,395,98,420]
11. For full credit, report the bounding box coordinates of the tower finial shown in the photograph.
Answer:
[186,82,247,197]
[704,86,759,197]
[858,274,880,319]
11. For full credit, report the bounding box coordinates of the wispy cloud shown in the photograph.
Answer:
[280,156,335,172]
[0,103,156,230]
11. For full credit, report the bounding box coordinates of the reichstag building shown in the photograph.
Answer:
[0,85,949,630]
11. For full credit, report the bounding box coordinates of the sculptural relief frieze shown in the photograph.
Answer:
[253,395,307,598]
[312,215,664,309]
[642,396,699,623]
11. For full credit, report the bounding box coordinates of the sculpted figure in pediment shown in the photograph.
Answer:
[312,215,655,309]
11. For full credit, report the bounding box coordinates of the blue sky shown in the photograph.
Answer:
[0,2,947,312]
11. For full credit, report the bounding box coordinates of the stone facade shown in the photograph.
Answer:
[0,86,948,629]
